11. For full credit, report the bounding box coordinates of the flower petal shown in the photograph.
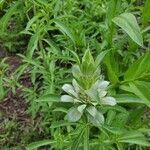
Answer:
[85,81,100,101]
[61,95,74,102]
[72,79,80,93]
[67,107,82,122]
[77,104,86,113]
[98,80,109,90]
[98,89,107,98]
[101,96,116,106]
[86,106,97,117]
[62,84,78,98]
[74,99,81,103]
[87,108,104,126]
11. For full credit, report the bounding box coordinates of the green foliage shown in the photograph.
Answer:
[142,0,150,27]
[113,13,143,47]
[0,58,8,100]
[0,0,150,149]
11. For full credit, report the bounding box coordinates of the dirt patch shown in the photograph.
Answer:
[0,54,32,148]
[0,90,28,120]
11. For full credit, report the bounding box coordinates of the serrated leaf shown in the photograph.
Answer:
[113,13,143,47]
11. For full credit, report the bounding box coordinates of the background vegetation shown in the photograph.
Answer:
[0,0,150,149]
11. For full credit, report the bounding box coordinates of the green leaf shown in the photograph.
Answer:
[25,13,43,31]
[27,140,56,150]
[35,0,48,6]
[95,50,109,67]
[81,49,95,75]
[54,20,75,44]
[106,110,116,125]
[72,65,82,80]
[129,81,150,107]
[82,49,94,65]
[142,0,150,27]
[53,107,68,113]
[106,129,150,147]
[35,94,60,102]
[104,51,119,84]
[43,38,60,54]
[0,1,22,32]
[70,50,81,64]
[84,125,89,150]
[118,131,145,140]
[67,107,83,122]
[0,77,5,100]
[103,125,127,135]
[118,138,150,147]
[50,120,76,128]
[71,126,85,150]
[113,13,143,47]
[124,51,150,81]
[115,94,145,104]
[27,32,39,58]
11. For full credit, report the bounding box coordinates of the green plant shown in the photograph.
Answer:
[0,58,8,100]
[0,0,150,149]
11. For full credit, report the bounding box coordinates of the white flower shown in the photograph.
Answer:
[61,79,116,106]
[72,79,80,93]
[86,106,104,126]
[61,79,82,104]
[61,95,74,102]
[98,80,109,90]
[101,96,116,106]
[77,104,86,113]
[62,84,78,98]
[61,78,116,126]
[98,89,107,98]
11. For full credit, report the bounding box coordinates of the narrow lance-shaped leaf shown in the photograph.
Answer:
[0,1,22,32]
[124,51,150,81]
[54,20,75,44]
[95,50,110,67]
[27,140,56,150]
[27,32,39,58]
[129,81,150,107]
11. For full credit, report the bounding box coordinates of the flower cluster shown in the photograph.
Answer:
[61,79,116,126]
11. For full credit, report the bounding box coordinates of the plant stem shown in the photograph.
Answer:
[84,123,90,150]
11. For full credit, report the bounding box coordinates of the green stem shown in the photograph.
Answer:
[84,123,90,150]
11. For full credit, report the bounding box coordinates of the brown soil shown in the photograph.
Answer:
[0,53,32,148]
